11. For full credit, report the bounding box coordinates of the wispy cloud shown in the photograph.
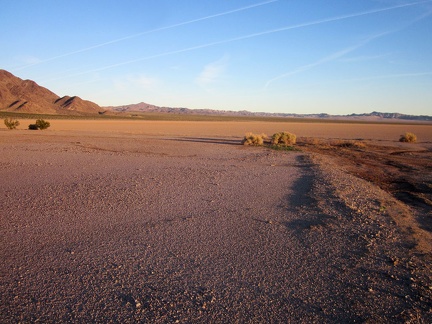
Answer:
[196,54,229,88]
[42,0,432,82]
[113,74,159,92]
[15,55,42,66]
[264,32,390,88]
[14,0,278,71]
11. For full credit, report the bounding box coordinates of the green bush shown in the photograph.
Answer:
[4,118,20,130]
[399,132,417,143]
[271,131,296,146]
[35,119,50,130]
[241,132,267,146]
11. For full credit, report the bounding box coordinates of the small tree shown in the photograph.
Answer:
[4,118,20,130]
[35,119,50,130]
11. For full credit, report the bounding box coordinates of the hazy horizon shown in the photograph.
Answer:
[2,0,431,115]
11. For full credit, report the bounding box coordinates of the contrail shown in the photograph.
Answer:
[42,0,432,82]
[14,0,279,71]
[264,2,432,88]
[224,0,432,44]
[264,32,392,88]
[341,71,432,82]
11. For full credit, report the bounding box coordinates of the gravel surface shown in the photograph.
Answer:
[1,130,431,323]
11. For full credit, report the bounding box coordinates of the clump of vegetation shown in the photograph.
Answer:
[399,132,417,143]
[4,118,20,130]
[271,131,296,146]
[242,132,267,146]
[36,119,50,130]
[28,119,51,130]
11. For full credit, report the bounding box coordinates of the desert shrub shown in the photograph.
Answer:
[28,124,39,130]
[35,119,50,130]
[4,118,20,130]
[399,132,417,143]
[242,132,267,146]
[271,131,296,146]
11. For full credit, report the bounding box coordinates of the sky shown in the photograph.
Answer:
[1,0,432,115]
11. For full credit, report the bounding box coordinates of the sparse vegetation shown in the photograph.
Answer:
[379,205,387,214]
[241,131,299,151]
[297,137,367,150]
[298,137,323,146]
[4,118,20,129]
[399,132,417,143]
[271,131,296,146]
[36,119,50,130]
[331,140,366,148]
[29,119,51,130]
[269,144,298,151]
[242,132,267,146]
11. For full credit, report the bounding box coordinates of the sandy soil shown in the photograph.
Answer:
[1,120,431,323]
[9,118,432,139]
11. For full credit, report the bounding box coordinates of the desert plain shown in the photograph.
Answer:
[1,119,431,323]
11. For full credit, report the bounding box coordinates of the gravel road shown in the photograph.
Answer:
[1,131,431,323]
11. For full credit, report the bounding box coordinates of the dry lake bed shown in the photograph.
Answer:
[1,119,431,322]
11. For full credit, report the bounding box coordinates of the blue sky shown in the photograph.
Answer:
[1,0,431,115]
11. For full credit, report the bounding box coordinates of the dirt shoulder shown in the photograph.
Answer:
[299,138,432,255]
[299,137,432,322]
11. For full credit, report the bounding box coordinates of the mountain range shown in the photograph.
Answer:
[105,102,432,121]
[1,69,431,121]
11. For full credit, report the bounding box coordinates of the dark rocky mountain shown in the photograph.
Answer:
[0,69,103,115]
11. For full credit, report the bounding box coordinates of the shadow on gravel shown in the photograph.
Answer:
[282,155,334,232]
[172,137,240,146]
[393,182,432,234]
[118,292,137,310]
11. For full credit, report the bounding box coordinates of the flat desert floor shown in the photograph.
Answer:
[1,120,431,323]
